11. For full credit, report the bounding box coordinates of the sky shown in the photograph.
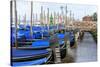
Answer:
[12,0,97,22]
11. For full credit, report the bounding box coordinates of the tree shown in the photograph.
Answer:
[92,12,97,21]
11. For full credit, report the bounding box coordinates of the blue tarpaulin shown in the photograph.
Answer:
[32,40,49,48]
[12,48,49,57]
[12,57,47,66]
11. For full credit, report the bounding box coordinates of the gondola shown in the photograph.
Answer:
[11,47,52,66]
[11,0,76,65]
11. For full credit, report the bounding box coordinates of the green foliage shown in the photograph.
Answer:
[50,13,53,25]
[92,12,97,21]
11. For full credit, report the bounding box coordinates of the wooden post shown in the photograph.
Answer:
[10,0,13,25]
[11,0,13,48]
[73,13,74,21]
[40,6,43,25]
[53,12,56,33]
[24,14,26,29]
[43,10,46,31]
[14,0,18,48]
[18,15,20,25]
[33,13,34,26]
[70,10,72,22]
[65,5,67,31]
[40,6,44,39]
[36,13,37,22]
[54,12,56,26]
[57,12,59,30]
[64,5,68,56]
[73,31,78,48]
[74,32,78,48]
[60,6,64,25]
[52,31,61,64]
[66,37,70,56]
[47,8,49,31]
[30,1,33,39]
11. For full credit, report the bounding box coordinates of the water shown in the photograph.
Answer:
[62,32,97,63]
[75,32,97,62]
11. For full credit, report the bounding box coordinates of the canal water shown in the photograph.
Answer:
[75,32,97,62]
[62,32,97,63]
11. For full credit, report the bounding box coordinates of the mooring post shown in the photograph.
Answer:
[14,0,18,48]
[65,35,70,56]
[73,30,79,48]
[47,8,49,31]
[53,11,56,33]
[24,14,26,29]
[64,5,69,56]
[70,10,72,22]
[36,13,37,22]
[11,0,13,48]
[18,15,20,25]
[43,10,46,29]
[40,6,44,39]
[57,12,59,31]
[53,34,61,64]
[30,1,33,40]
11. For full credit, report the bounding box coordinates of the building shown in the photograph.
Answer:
[82,16,93,21]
